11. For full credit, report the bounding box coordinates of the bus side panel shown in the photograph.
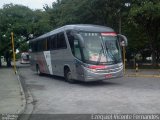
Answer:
[43,51,53,74]
[30,52,50,74]
[50,49,71,76]
[50,48,81,80]
[36,52,50,74]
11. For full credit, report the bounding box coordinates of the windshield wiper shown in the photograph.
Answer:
[96,42,109,65]
[105,42,120,64]
[96,48,103,65]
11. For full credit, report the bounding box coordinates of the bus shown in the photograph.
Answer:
[29,24,127,82]
[20,52,30,64]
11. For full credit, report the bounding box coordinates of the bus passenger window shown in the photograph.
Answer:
[47,37,51,50]
[33,41,38,52]
[45,39,47,51]
[50,35,57,50]
[38,40,46,52]
[57,33,67,49]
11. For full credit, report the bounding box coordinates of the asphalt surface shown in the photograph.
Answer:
[18,64,160,120]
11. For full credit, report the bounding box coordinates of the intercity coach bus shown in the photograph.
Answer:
[29,24,127,82]
[20,52,30,64]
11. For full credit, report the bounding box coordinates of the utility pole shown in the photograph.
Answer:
[11,32,17,74]
[118,9,126,74]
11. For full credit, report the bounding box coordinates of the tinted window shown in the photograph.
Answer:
[50,35,57,50]
[44,39,48,51]
[30,41,38,52]
[47,37,51,50]
[57,32,67,49]
[37,39,46,52]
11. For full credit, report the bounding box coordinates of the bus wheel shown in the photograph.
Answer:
[36,65,42,76]
[64,68,75,83]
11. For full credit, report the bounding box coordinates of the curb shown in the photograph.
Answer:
[16,67,34,120]
[125,74,160,78]
[15,70,27,120]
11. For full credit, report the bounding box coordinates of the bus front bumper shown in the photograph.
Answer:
[82,64,124,82]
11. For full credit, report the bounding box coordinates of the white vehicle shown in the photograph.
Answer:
[29,24,127,82]
[1,56,4,62]
[20,52,30,64]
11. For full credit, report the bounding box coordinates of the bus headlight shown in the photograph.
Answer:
[86,65,107,72]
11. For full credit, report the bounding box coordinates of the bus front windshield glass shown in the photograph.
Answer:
[80,32,122,65]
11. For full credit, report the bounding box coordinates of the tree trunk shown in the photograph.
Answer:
[6,59,11,67]
[5,51,11,67]
[151,50,158,67]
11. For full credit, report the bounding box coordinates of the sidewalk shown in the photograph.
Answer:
[126,69,160,75]
[0,67,26,118]
[125,69,160,78]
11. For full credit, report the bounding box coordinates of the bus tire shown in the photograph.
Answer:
[64,68,75,83]
[36,65,42,76]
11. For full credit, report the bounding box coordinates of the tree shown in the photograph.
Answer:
[129,0,160,66]
[0,4,51,67]
[45,0,131,32]
[18,42,29,52]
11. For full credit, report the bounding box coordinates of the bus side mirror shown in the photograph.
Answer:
[75,34,85,48]
[117,34,128,47]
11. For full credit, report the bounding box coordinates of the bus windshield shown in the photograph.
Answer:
[80,32,122,65]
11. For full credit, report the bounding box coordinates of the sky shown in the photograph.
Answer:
[0,0,56,10]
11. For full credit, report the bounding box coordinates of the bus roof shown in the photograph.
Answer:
[30,24,114,42]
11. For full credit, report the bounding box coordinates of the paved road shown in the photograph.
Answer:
[18,64,160,119]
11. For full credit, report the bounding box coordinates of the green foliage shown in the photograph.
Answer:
[0,0,159,66]
[30,10,52,37]
[0,4,51,56]
[45,0,131,32]
[129,0,160,65]
[18,42,29,52]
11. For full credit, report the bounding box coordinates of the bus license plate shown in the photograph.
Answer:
[105,74,112,78]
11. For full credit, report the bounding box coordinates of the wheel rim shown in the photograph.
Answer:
[65,69,74,82]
